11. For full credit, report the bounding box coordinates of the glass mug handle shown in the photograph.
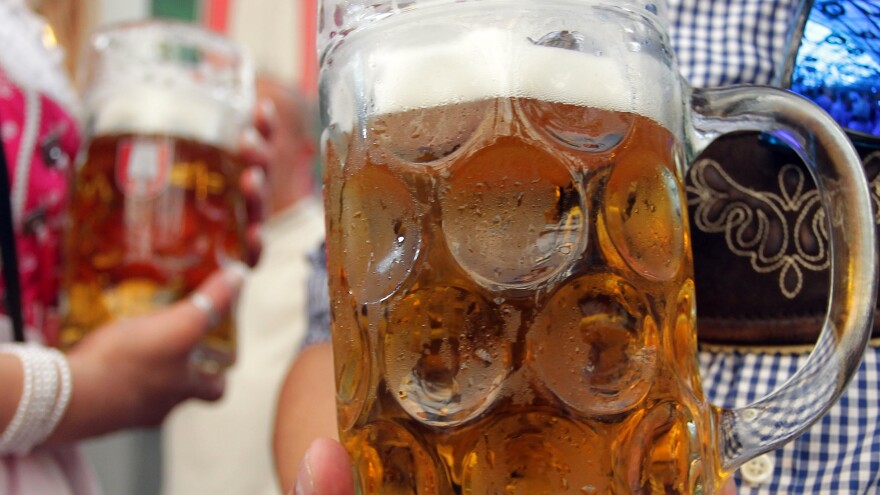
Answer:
[688,85,878,474]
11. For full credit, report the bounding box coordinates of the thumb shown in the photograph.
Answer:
[292,438,354,495]
[721,479,737,495]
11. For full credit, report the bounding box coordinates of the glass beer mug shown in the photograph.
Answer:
[60,20,255,369]
[317,1,877,493]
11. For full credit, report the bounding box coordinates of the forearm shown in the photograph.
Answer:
[0,343,128,450]
[0,353,24,434]
[45,347,137,444]
[273,342,339,494]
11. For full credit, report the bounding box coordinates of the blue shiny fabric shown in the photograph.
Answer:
[784,0,880,142]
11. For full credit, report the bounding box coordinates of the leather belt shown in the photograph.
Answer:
[697,313,880,348]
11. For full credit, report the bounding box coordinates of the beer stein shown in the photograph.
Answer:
[317,1,877,493]
[61,20,255,369]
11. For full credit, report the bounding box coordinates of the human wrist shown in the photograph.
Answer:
[0,353,24,434]
[58,344,139,441]
[0,343,73,455]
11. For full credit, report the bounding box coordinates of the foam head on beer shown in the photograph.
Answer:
[81,20,255,148]
[324,12,682,137]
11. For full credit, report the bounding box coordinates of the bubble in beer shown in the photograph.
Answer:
[385,286,509,426]
[603,159,684,281]
[340,164,421,303]
[461,412,610,494]
[530,273,657,415]
[530,30,588,51]
[349,421,444,495]
[441,138,583,290]
[618,402,705,494]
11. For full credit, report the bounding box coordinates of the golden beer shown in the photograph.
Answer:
[320,1,877,493]
[324,95,715,493]
[61,132,245,365]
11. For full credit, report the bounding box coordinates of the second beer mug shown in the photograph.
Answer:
[318,1,877,493]
[60,20,255,369]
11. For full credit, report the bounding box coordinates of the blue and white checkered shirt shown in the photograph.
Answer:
[670,0,798,87]
[303,1,880,492]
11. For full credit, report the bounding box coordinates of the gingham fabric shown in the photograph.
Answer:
[303,1,880,492]
[669,0,800,87]
[701,349,880,494]
[301,246,331,352]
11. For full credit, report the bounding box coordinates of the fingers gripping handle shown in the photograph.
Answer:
[687,86,878,472]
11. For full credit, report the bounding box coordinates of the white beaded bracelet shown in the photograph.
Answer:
[36,347,72,446]
[11,344,56,454]
[0,343,34,455]
[0,343,74,456]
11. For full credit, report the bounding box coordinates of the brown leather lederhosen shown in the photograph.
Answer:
[687,132,880,350]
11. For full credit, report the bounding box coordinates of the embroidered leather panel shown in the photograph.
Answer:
[686,132,880,346]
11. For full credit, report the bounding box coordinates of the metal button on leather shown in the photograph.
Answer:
[741,453,775,485]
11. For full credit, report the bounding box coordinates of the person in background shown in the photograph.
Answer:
[26,0,95,80]
[276,1,880,494]
[0,1,268,493]
[162,74,325,495]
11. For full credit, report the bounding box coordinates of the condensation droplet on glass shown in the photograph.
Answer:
[475,348,493,366]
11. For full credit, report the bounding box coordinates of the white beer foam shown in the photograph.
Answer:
[366,27,675,129]
[89,85,241,146]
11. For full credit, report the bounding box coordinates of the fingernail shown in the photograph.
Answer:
[241,126,264,150]
[294,449,316,495]
[249,165,267,190]
[260,97,278,123]
[223,261,250,285]
[208,373,226,396]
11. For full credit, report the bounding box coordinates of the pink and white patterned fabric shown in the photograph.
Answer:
[0,67,80,347]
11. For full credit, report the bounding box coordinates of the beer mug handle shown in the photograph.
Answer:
[687,85,878,473]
